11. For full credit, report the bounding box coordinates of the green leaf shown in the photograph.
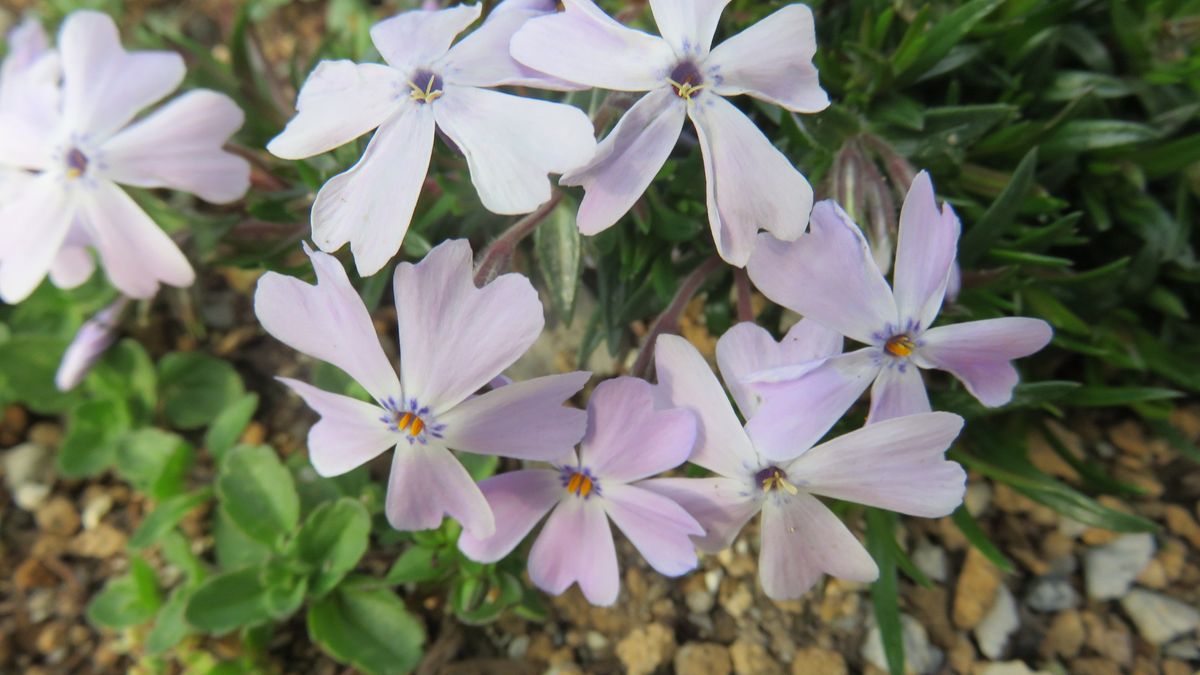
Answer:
[535,196,582,324]
[217,445,300,549]
[0,335,76,414]
[184,566,274,634]
[130,488,213,550]
[115,429,195,500]
[86,557,161,629]
[958,148,1038,267]
[87,338,157,424]
[204,392,259,462]
[951,507,1014,573]
[214,505,273,568]
[291,498,371,596]
[58,398,130,477]
[308,583,425,675]
[385,545,451,585]
[1063,386,1181,407]
[145,586,195,655]
[866,509,904,675]
[1042,120,1162,156]
[158,351,245,430]
[894,0,1004,83]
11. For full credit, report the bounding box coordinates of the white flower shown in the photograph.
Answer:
[0,11,250,303]
[267,1,597,276]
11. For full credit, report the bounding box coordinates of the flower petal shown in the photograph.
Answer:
[649,0,729,58]
[747,201,898,344]
[79,181,194,299]
[59,10,185,139]
[457,469,562,563]
[48,246,96,290]
[101,90,250,204]
[527,496,619,605]
[577,376,697,483]
[394,239,544,412]
[253,244,401,402]
[640,476,759,553]
[744,348,879,462]
[437,3,585,90]
[867,361,931,424]
[438,371,589,460]
[603,482,702,576]
[916,318,1053,407]
[385,443,494,538]
[0,110,56,170]
[0,176,75,303]
[654,334,757,478]
[267,61,406,160]
[369,4,482,71]
[277,377,396,477]
[707,5,829,113]
[434,86,595,214]
[510,0,676,91]
[55,298,127,391]
[311,104,435,276]
[892,171,960,331]
[758,493,878,600]
[716,319,843,420]
[562,88,686,235]
[689,95,813,267]
[789,411,966,517]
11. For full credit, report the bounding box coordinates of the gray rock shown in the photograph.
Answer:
[912,542,949,583]
[977,662,1052,675]
[1025,577,1079,612]
[1120,589,1200,645]
[862,614,943,675]
[975,583,1019,659]
[1084,533,1155,600]
[1,442,55,510]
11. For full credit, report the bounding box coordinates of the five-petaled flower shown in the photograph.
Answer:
[511,0,830,266]
[458,377,702,606]
[253,239,590,539]
[643,332,967,599]
[0,11,250,303]
[745,172,1053,458]
[268,0,597,276]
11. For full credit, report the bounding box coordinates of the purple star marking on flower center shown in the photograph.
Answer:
[380,397,446,445]
[668,61,706,100]
[755,466,799,495]
[560,465,600,499]
[408,70,444,104]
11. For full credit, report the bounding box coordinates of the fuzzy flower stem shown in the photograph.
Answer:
[473,190,564,286]
[631,255,723,379]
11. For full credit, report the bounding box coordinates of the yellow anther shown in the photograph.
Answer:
[66,167,82,179]
[409,416,425,437]
[566,472,593,498]
[408,75,443,104]
[762,473,799,495]
[667,77,706,100]
[884,334,916,357]
[397,412,414,432]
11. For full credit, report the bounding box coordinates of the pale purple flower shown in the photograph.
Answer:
[267,0,596,276]
[0,19,59,206]
[643,332,966,600]
[510,0,829,266]
[458,377,701,606]
[55,296,130,391]
[254,239,589,539]
[0,11,250,304]
[745,172,1053,458]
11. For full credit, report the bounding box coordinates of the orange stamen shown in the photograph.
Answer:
[410,417,425,437]
[397,412,414,432]
[884,334,916,357]
[566,472,593,498]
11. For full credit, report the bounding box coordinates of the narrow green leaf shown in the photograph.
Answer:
[1063,386,1181,407]
[959,148,1038,266]
[534,197,582,324]
[866,509,904,675]
[951,507,1014,573]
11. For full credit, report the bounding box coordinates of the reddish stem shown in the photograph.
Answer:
[734,268,755,323]
[631,255,724,379]
[473,191,564,286]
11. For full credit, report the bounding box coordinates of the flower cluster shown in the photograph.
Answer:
[14,2,1056,606]
[249,0,1054,604]
[0,12,250,303]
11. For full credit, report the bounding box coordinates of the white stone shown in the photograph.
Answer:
[862,614,943,675]
[1024,577,1079,612]
[975,583,1019,659]
[1121,589,1200,645]
[964,482,993,517]
[977,661,1052,675]
[2,442,55,510]
[506,635,529,659]
[1084,533,1155,600]
[912,542,949,583]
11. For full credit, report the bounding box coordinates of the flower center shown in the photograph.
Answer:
[408,70,444,104]
[65,147,89,179]
[560,466,600,499]
[884,334,916,358]
[756,466,798,495]
[667,61,706,100]
[380,397,445,445]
